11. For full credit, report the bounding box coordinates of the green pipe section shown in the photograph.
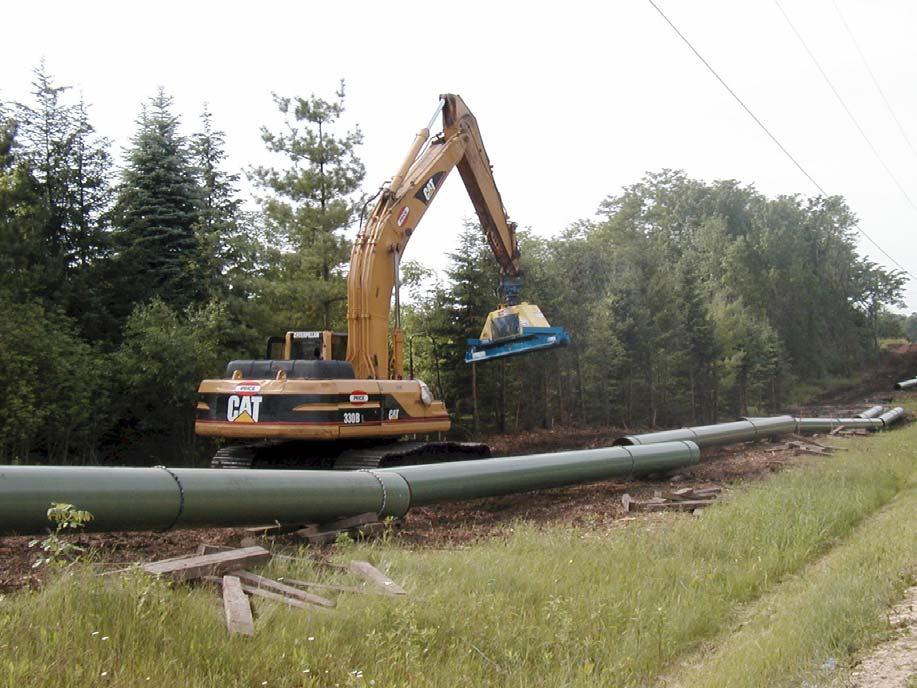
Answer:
[878,407,905,426]
[0,466,410,535]
[794,417,885,432]
[613,415,796,448]
[894,378,917,390]
[614,410,903,449]
[0,442,698,536]
[381,442,699,505]
[743,416,799,436]
[857,406,884,419]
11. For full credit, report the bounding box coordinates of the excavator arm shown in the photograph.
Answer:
[442,95,520,286]
[346,94,566,381]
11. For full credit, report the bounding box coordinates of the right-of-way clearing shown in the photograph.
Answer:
[2,398,915,688]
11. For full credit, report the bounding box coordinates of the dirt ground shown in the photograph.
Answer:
[2,345,916,594]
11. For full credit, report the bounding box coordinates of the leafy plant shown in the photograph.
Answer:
[29,502,94,568]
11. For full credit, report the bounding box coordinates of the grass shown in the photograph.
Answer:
[666,476,917,687]
[1,414,915,687]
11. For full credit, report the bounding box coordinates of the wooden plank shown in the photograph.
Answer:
[222,575,255,637]
[788,440,833,456]
[230,570,335,608]
[243,523,304,537]
[99,551,201,577]
[317,512,379,532]
[621,493,634,513]
[792,446,832,457]
[142,546,271,581]
[668,488,696,500]
[629,499,716,512]
[294,513,384,545]
[693,487,722,498]
[295,522,384,546]
[789,436,836,451]
[349,560,406,596]
[206,577,328,611]
[197,543,232,556]
[280,578,370,595]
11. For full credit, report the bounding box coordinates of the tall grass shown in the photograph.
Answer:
[0,425,914,687]
[667,482,917,687]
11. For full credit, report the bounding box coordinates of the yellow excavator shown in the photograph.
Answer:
[195,94,569,469]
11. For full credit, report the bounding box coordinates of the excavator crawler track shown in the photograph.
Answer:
[210,440,490,470]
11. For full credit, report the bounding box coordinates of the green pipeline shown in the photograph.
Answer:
[0,441,699,535]
[614,407,904,448]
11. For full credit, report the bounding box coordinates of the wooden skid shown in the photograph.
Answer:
[295,513,385,545]
[142,546,271,581]
[349,560,406,596]
[206,576,331,612]
[622,492,718,513]
[279,578,370,595]
[230,570,335,608]
[222,575,255,636]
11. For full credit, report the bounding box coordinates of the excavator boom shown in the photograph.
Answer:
[347,94,568,379]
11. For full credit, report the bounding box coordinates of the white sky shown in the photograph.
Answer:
[3,0,916,310]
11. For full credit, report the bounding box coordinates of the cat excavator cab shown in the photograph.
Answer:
[195,94,569,469]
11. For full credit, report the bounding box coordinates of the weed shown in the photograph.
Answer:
[28,502,94,568]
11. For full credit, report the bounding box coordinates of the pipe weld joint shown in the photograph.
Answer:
[154,466,185,532]
[360,469,389,516]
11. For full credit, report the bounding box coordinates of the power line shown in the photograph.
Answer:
[643,0,913,278]
[775,0,917,216]
[832,0,917,162]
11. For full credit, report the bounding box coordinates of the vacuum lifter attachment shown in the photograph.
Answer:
[465,303,571,363]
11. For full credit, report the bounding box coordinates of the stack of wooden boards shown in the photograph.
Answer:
[621,486,722,513]
[765,435,847,457]
[139,545,406,637]
[241,512,390,545]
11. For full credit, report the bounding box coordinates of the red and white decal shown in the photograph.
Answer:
[349,391,370,404]
[234,382,261,395]
[396,206,410,227]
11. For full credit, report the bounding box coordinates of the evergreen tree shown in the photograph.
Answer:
[13,62,74,290]
[191,105,243,293]
[190,105,264,353]
[252,82,364,330]
[113,90,203,314]
[678,257,719,422]
[0,114,48,300]
[12,63,114,326]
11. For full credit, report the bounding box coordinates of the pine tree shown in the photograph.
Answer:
[11,64,114,336]
[0,113,49,300]
[426,222,500,419]
[113,90,203,313]
[252,82,364,329]
[13,62,74,273]
[190,105,264,353]
[191,105,243,295]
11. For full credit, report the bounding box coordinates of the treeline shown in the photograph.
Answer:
[0,66,363,463]
[405,172,906,434]
[0,65,907,463]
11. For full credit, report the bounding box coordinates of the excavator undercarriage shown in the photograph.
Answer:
[209,439,490,470]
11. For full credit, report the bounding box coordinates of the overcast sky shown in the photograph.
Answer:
[3,0,916,309]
